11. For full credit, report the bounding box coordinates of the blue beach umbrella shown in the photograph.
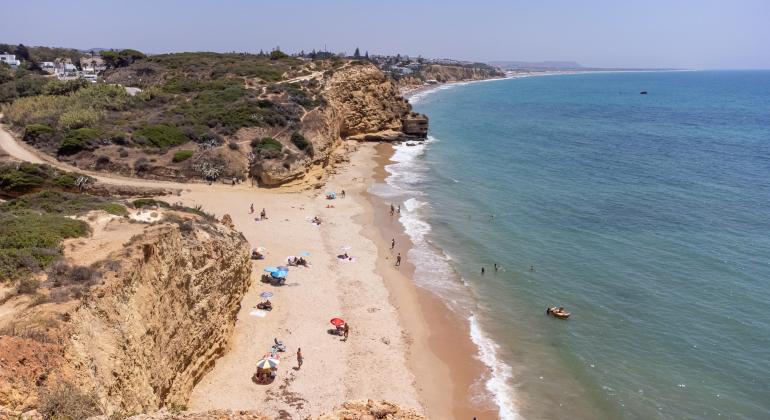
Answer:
[299,251,311,257]
[264,266,279,273]
[271,270,288,279]
[260,291,273,298]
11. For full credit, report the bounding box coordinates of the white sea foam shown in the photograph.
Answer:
[470,314,518,420]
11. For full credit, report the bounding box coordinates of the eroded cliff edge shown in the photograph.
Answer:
[0,210,251,416]
[68,219,251,414]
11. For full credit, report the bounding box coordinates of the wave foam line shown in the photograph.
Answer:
[470,314,518,420]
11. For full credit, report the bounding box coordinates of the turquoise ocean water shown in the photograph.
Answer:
[371,71,770,419]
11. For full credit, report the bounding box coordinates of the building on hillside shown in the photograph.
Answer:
[0,53,21,69]
[41,61,56,73]
[56,63,79,80]
[81,68,98,83]
[80,56,106,72]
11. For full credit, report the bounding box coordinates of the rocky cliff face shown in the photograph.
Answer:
[67,218,251,414]
[323,64,412,138]
[398,64,504,90]
[254,63,414,187]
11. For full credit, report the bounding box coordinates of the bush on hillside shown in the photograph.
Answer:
[133,124,187,148]
[172,149,194,163]
[23,124,55,145]
[38,380,101,419]
[58,128,100,155]
[43,79,88,96]
[253,137,283,159]
[291,131,310,151]
[270,50,289,60]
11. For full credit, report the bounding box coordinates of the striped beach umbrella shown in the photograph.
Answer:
[256,357,280,370]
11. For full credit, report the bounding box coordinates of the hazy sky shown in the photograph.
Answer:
[1,0,768,69]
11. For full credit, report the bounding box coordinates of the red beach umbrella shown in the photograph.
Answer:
[330,318,346,327]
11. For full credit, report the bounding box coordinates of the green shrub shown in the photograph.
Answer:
[133,124,187,148]
[291,131,310,150]
[131,198,170,208]
[256,137,282,151]
[98,203,128,216]
[23,124,55,144]
[43,79,88,96]
[253,137,283,159]
[58,128,99,155]
[0,163,87,195]
[172,149,194,163]
[58,108,102,130]
[270,50,289,60]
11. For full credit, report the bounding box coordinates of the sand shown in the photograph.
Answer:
[1,122,497,418]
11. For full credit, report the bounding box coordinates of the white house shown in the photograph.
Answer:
[41,61,56,73]
[0,53,21,69]
[56,63,79,80]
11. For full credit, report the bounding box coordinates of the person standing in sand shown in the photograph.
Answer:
[395,253,401,267]
[390,203,395,216]
[260,208,267,220]
[250,203,254,214]
[391,238,395,249]
[296,348,303,370]
[343,323,350,341]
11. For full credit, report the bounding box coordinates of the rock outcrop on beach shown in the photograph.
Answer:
[252,62,420,187]
[0,211,251,416]
[323,64,412,138]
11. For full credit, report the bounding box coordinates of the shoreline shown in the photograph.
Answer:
[366,143,499,419]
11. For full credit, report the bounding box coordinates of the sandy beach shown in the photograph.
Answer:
[1,121,498,418]
[180,142,497,418]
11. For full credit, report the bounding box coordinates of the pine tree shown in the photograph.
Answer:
[353,47,361,59]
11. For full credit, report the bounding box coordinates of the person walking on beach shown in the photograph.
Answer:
[343,323,350,341]
[395,253,402,267]
[397,205,401,214]
[250,203,254,214]
[341,189,346,198]
[391,238,395,250]
[390,203,395,216]
[296,348,303,370]
[260,208,267,220]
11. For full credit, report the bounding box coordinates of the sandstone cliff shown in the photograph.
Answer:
[68,219,251,414]
[0,212,252,416]
[253,63,415,187]
[397,64,504,90]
